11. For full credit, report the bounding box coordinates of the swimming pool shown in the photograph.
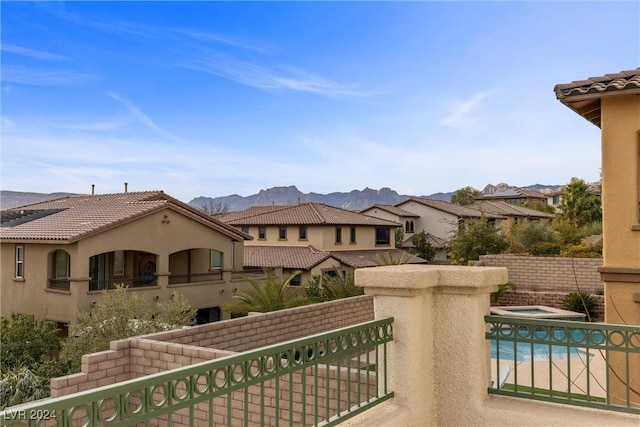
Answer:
[489,328,603,361]
[490,305,586,321]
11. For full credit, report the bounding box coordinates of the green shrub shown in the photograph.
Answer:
[561,292,598,321]
[529,241,562,256]
[560,243,602,258]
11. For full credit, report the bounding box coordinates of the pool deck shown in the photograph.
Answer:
[492,349,608,398]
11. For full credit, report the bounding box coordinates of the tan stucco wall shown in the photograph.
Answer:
[395,200,459,240]
[0,207,249,323]
[601,95,640,270]
[241,224,392,251]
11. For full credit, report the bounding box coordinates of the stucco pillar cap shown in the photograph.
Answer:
[356,264,507,296]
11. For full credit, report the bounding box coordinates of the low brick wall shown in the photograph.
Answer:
[492,290,604,322]
[141,295,374,351]
[478,254,603,293]
[50,295,375,410]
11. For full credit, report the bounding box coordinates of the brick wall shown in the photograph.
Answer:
[142,295,375,351]
[51,295,373,396]
[478,254,603,293]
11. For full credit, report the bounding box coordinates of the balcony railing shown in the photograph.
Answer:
[168,270,223,285]
[88,276,156,291]
[486,315,640,415]
[47,278,70,291]
[0,318,394,426]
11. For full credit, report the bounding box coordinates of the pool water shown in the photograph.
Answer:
[489,329,604,362]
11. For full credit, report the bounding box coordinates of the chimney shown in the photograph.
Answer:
[124,182,128,193]
[91,184,95,195]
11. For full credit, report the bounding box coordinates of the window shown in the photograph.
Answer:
[242,227,249,234]
[279,227,287,240]
[112,250,125,276]
[210,250,223,269]
[335,227,342,244]
[259,227,266,239]
[375,227,390,245]
[350,227,356,244]
[53,250,70,278]
[15,245,24,278]
[289,273,301,287]
[299,226,307,240]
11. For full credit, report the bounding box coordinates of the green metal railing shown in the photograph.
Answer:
[486,315,640,415]
[0,318,394,426]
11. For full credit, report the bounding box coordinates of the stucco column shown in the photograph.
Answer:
[355,264,507,426]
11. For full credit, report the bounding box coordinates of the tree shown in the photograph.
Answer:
[449,219,509,265]
[222,269,307,315]
[451,186,482,206]
[508,220,557,254]
[0,367,49,410]
[61,285,196,371]
[198,200,229,217]
[411,231,436,261]
[0,314,61,374]
[304,268,363,303]
[557,178,601,227]
[394,226,405,248]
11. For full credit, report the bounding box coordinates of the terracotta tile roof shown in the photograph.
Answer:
[401,233,449,249]
[243,245,331,270]
[554,68,640,127]
[476,188,547,201]
[0,191,250,242]
[398,197,505,219]
[472,200,553,219]
[360,204,419,217]
[219,205,293,222]
[329,249,427,268]
[223,203,400,227]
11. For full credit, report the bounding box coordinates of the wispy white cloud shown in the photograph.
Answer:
[1,65,96,87]
[181,56,367,98]
[1,44,70,61]
[439,90,496,127]
[107,92,185,143]
[1,116,15,129]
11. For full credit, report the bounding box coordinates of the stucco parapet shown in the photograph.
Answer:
[356,265,507,296]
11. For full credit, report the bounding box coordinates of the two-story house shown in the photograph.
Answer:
[221,202,422,284]
[359,204,449,260]
[475,187,549,206]
[555,67,640,404]
[0,190,253,326]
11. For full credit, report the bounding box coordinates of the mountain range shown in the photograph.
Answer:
[0,183,563,211]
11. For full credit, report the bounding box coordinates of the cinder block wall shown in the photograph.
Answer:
[51,295,374,398]
[142,295,375,351]
[478,255,603,293]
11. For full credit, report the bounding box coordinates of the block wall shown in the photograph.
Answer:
[50,295,375,403]
[478,255,603,293]
[142,295,375,351]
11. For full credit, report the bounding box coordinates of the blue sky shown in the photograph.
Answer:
[1,1,639,203]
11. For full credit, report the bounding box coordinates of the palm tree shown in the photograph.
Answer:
[223,268,307,315]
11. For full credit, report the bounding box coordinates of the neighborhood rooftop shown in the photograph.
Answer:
[0,191,250,242]
[222,202,400,226]
[554,67,640,127]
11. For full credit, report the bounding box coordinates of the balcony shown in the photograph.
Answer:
[1,265,638,426]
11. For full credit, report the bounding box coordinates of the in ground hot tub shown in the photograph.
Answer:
[490,305,586,321]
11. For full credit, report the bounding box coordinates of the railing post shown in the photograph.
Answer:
[355,264,507,426]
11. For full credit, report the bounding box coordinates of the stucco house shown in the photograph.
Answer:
[475,187,549,206]
[472,199,554,233]
[554,67,640,405]
[221,202,422,283]
[0,190,254,326]
[360,204,450,260]
[393,197,506,240]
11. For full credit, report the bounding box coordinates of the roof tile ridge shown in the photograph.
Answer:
[307,202,329,223]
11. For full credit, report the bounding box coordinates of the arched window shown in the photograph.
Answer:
[52,249,70,278]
